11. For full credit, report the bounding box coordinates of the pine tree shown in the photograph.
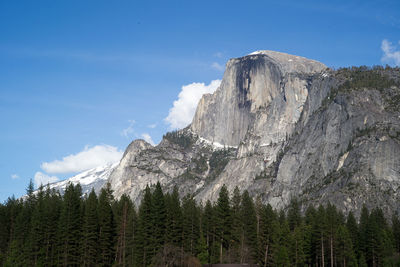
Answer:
[57,183,83,266]
[392,213,400,254]
[28,185,46,265]
[346,211,358,257]
[240,190,258,263]
[152,182,166,256]
[202,200,214,264]
[136,185,153,266]
[287,198,302,231]
[325,203,338,267]
[181,194,200,256]
[165,186,182,248]
[336,225,357,267]
[97,183,116,266]
[230,186,242,263]
[259,203,278,267]
[358,204,369,258]
[81,189,99,266]
[215,185,231,263]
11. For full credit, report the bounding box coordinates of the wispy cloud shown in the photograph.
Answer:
[141,133,155,146]
[165,80,221,129]
[211,62,225,71]
[214,52,224,58]
[147,123,157,129]
[121,120,136,138]
[41,145,123,174]
[381,39,400,66]
[34,172,59,187]
[11,174,19,179]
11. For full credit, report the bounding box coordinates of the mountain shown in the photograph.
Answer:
[106,50,400,217]
[46,50,400,217]
[42,162,118,195]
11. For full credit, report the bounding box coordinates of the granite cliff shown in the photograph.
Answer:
[107,51,400,217]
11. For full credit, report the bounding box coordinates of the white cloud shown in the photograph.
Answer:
[11,174,19,179]
[381,39,400,66]
[211,62,224,71]
[34,172,59,186]
[147,123,157,129]
[165,80,221,129]
[41,144,123,174]
[121,120,135,138]
[141,133,155,146]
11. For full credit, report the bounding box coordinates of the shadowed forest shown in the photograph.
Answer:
[1,181,400,267]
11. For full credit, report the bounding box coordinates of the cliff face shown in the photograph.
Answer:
[108,51,400,217]
[190,51,326,147]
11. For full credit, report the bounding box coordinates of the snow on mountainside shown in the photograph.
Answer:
[41,162,118,195]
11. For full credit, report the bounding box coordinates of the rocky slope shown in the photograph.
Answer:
[108,51,400,217]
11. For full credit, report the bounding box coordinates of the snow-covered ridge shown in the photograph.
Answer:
[36,162,118,195]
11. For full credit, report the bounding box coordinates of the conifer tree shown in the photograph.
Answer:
[181,194,200,256]
[136,185,153,266]
[202,199,214,264]
[165,186,182,248]
[215,185,231,263]
[346,211,358,256]
[152,182,166,255]
[240,190,258,263]
[392,213,400,254]
[336,225,357,267]
[81,189,99,266]
[57,183,83,266]
[97,183,116,266]
[287,198,302,231]
[230,186,242,263]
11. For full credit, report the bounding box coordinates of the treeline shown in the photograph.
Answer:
[1,182,400,266]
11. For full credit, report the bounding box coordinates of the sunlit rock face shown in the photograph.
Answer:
[107,51,400,218]
[190,51,326,148]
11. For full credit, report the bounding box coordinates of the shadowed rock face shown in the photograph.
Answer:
[108,51,400,217]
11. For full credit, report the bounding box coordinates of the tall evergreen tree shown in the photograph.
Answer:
[165,186,182,248]
[57,183,83,266]
[240,190,258,263]
[215,185,231,263]
[81,189,99,267]
[97,183,116,266]
[152,182,166,256]
[181,194,200,256]
[136,185,153,266]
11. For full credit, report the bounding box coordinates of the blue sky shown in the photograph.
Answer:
[1,0,399,201]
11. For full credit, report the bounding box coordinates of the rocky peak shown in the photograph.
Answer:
[247,50,326,74]
[190,51,327,148]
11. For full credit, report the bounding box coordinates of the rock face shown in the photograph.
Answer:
[190,50,326,147]
[108,51,400,217]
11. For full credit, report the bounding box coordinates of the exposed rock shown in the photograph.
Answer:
[107,51,400,217]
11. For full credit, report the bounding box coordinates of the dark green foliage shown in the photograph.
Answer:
[209,149,234,178]
[215,185,231,263]
[182,194,200,255]
[193,155,208,173]
[336,66,400,91]
[97,183,115,266]
[81,189,98,266]
[136,185,153,266]
[163,130,197,149]
[151,182,166,254]
[165,186,182,247]
[240,191,258,263]
[2,180,400,266]
[58,183,83,266]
